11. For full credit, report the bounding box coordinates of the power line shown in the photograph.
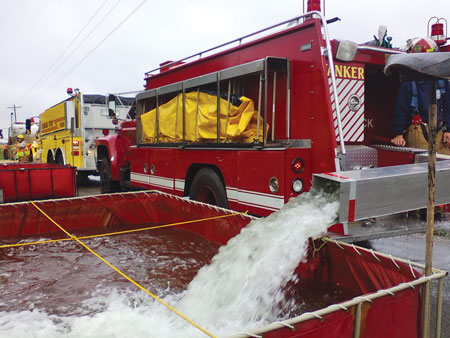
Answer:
[26,0,146,108]
[24,0,122,107]
[15,0,110,105]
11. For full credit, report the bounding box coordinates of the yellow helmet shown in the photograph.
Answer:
[17,134,24,139]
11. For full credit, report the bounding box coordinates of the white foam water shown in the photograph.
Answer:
[177,190,339,336]
[0,190,338,338]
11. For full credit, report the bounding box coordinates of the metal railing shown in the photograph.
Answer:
[143,11,346,157]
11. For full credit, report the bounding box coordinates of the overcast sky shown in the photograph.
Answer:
[0,0,448,133]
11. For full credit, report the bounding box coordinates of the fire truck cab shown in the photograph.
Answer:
[101,10,450,223]
[41,90,133,181]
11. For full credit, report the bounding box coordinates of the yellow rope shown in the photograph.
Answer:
[0,212,246,249]
[29,201,217,338]
[313,238,328,252]
[311,238,328,259]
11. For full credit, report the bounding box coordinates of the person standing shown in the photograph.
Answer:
[14,134,28,161]
[391,37,450,154]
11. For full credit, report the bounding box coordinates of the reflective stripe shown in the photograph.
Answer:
[227,186,284,211]
[131,172,285,212]
[131,173,174,190]
[175,179,185,192]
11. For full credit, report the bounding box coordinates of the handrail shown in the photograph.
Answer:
[310,10,346,156]
[143,11,345,156]
[144,14,308,77]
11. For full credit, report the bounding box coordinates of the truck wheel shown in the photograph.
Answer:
[56,153,64,165]
[47,152,54,164]
[99,156,120,193]
[190,168,228,208]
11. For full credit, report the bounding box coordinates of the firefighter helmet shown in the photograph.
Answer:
[17,134,24,139]
[406,37,438,53]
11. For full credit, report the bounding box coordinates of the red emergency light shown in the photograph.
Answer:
[292,158,305,174]
[307,0,321,12]
[67,88,73,95]
[428,17,447,46]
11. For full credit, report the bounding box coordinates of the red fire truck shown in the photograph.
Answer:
[97,4,450,223]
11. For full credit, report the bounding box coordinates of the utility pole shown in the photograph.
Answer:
[7,104,21,122]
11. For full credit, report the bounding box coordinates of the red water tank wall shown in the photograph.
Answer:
[0,163,76,202]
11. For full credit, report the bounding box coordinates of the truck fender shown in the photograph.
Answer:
[96,141,123,181]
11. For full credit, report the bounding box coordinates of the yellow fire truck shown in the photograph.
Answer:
[40,89,133,181]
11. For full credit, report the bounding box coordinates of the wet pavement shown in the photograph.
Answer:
[77,175,102,197]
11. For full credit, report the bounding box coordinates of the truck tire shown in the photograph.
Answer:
[47,152,54,164]
[56,152,64,165]
[99,156,120,193]
[190,168,228,208]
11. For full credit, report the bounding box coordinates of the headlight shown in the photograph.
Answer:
[292,178,304,193]
[269,177,279,193]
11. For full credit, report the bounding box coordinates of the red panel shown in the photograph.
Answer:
[361,288,420,338]
[377,149,415,167]
[52,167,76,197]
[348,199,356,222]
[324,244,420,295]
[15,170,31,201]
[236,149,284,215]
[0,171,18,202]
[0,191,252,242]
[30,169,52,199]
[0,164,76,202]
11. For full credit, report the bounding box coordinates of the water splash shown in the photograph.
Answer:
[178,190,339,334]
[0,190,339,338]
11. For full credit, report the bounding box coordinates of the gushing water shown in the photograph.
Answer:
[177,190,339,335]
[0,190,339,338]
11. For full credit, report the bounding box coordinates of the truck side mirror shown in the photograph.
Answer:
[108,94,117,118]
[25,119,31,134]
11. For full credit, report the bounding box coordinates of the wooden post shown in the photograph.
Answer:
[423,80,437,338]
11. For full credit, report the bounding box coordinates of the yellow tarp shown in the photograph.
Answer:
[141,92,266,143]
